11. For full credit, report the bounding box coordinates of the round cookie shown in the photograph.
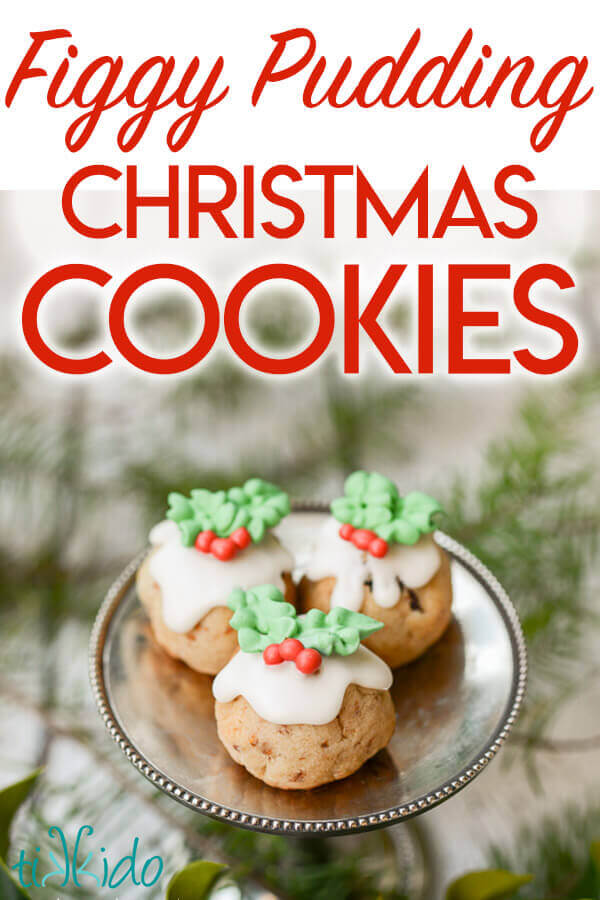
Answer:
[215,683,395,790]
[137,478,295,676]
[298,550,452,669]
[299,471,453,668]
[137,555,295,674]
[212,584,395,790]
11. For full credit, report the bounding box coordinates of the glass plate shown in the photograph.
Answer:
[89,505,527,836]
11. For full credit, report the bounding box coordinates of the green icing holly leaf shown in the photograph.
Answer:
[393,518,421,545]
[228,585,298,652]
[247,517,265,543]
[330,497,356,524]
[244,477,267,496]
[166,479,290,547]
[166,492,194,522]
[227,586,383,656]
[230,507,250,530]
[363,504,393,529]
[178,519,203,546]
[344,471,368,497]
[345,470,396,498]
[298,606,383,655]
[401,491,443,532]
[215,502,236,533]
[330,471,443,546]
[331,471,398,530]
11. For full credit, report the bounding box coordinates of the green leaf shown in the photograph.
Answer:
[253,598,295,632]
[256,505,280,527]
[333,627,360,655]
[402,491,442,531]
[243,478,265,496]
[392,519,420,544]
[331,498,354,523]
[190,488,214,510]
[268,617,298,644]
[570,841,600,899]
[351,508,366,528]
[264,493,291,515]
[166,492,194,522]
[364,505,392,528]
[0,769,41,861]
[211,490,226,507]
[227,487,246,504]
[331,471,442,546]
[302,608,327,629]
[367,472,398,497]
[345,470,368,497]
[228,608,256,631]
[376,521,395,541]
[298,605,383,655]
[237,627,268,652]
[248,517,265,542]
[301,630,335,655]
[369,489,398,505]
[325,606,384,639]
[229,507,250,531]
[227,585,383,656]
[215,502,236,534]
[0,859,31,900]
[227,587,246,611]
[253,584,285,603]
[446,870,532,900]
[166,861,226,900]
[228,585,298,651]
[179,519,202,547]
[0,771,41,900]
[167,479,290,546]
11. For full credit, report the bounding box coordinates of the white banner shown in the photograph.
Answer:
[0,0,598,189]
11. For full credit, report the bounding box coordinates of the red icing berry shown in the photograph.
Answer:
[279,638,304,661]
[231,526,251,549]
[295,648,322,674]
[369,537,388,558]
[352,528,375,550]
[339,523,355,541]
[263,644,283,665]
[195,530,216,553]
[211,537,237,561]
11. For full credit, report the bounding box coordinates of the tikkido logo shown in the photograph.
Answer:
[10,824,163,891]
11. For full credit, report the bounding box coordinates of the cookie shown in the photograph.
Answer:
[299,471,452,668]
[137,556,295,674]
[137,478,295,675]
[212,584,394,790]
[215,683,395,790]
[298,550,452,668]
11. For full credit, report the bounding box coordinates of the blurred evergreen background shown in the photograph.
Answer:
[1,191,599,898]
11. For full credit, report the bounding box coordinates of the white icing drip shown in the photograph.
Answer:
[147,521,294,633]
[304,516,441,612]
[213,645,392,725]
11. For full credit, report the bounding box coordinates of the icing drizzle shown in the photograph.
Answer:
[213,645,392,725]
[304,516,441,612]
[147,520,293,633]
